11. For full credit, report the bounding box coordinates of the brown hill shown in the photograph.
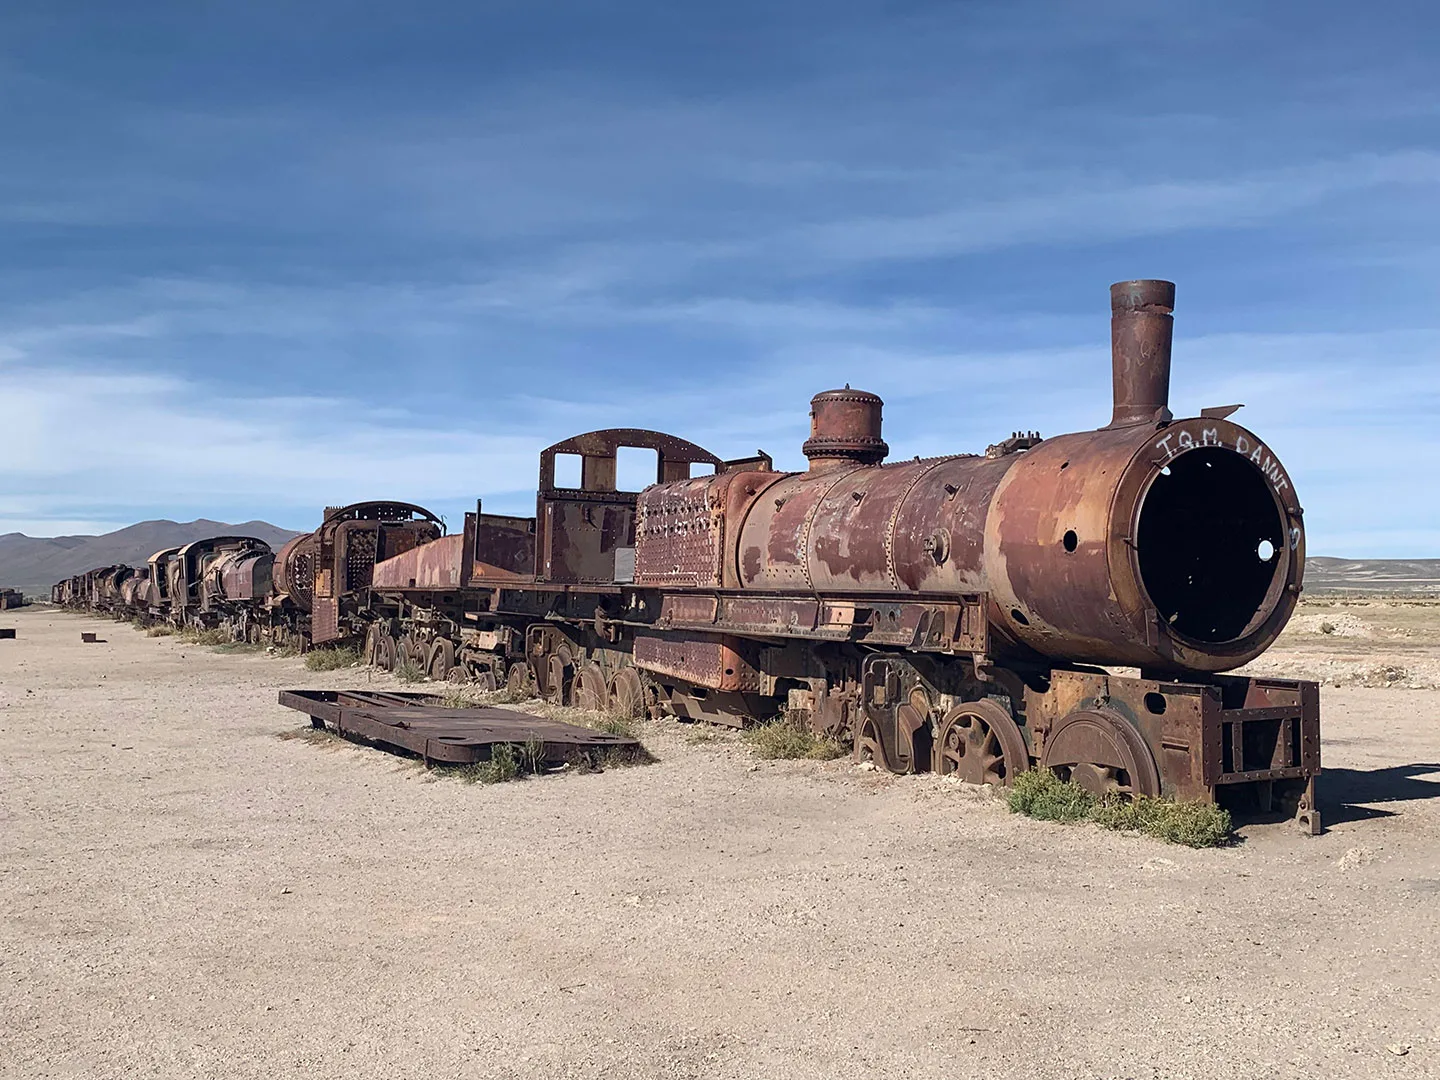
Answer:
[0,519,303,599]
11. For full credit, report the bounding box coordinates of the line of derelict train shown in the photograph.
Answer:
[55,281,1322,830]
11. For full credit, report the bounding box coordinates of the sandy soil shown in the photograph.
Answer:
[2,605,1438,1080]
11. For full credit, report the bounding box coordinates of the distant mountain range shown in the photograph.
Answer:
[1303,557,1440,595]
[0,519,302,598]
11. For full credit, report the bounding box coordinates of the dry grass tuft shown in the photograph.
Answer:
[177,627,231,646]
[304,645,363,671]
[212,641,265,655]
[743,718,847,761]
[146,625,176,637]
[392,660,425,684]
[276,725,344,747]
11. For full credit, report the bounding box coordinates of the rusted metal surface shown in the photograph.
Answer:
[277,689,638,765]
[1020,667,1320,829]
[0,588,26,610]
[802,387,888,469]
[309,502,443,644]
[1108,279,1175,428]
[274,533,316,611]
[634,474,734,588]
[536,429,723,585]
[627,280,1303,674]
[633,630,763,693]
[465,506,536,581]
[372,532,465,590]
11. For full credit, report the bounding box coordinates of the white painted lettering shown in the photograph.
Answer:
[1154,433,1175,459]
[1235,435,1249,456]
[1202,428,1219,446]
[1178,431,1195,451]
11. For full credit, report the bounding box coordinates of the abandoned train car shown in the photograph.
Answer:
[358,280,1319,829]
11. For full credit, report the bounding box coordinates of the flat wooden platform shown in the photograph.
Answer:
[277,689,637,765]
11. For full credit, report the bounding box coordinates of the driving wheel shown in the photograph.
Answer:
[1039,708,1161,797]
[575,662,609,712]
[935,699,1030,787]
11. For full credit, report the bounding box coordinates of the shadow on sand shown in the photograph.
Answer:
[1319,763,1440,825]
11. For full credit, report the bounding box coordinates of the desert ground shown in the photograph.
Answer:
[2,601,1438,1080]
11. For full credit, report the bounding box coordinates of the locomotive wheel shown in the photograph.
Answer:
[1040,708,1161,798]
[398,635,418,667]
[935,700,1029,787]
[472,664,498,692]
[609,668,645,720]
[574,662,609,712]
[427,638,456,682]
[363,625,382,665]
[545,649,576,706]
[853,718,890,771]
[375,633,398,672]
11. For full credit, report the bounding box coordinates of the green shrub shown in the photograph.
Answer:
[454,742,523,784]
[1006,769,1097,822]
[303,645,363,671]
[1007,769,1233,848]
[1093,794,1233,848]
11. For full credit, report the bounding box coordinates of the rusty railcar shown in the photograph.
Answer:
[369,279,1318,829]
[265,501,443,649]
[158,536,273,631]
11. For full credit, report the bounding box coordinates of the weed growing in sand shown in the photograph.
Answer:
[177,627,231,646]
[743,718,847,761]
[393,660,426,683]
[1006,769,1096,823]
[146,625,176,637]
[303,645,363,672]
[212,641,266,655]
[438,684,534,708]
[452,741,523,784]
[1091,794,1233,848]
[276,726,343,746]
[1007,770,1232,848]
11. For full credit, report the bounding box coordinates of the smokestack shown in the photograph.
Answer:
[1108,279,1175,428]
[802,387,889,470]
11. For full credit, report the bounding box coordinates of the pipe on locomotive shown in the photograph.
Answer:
[1108,278,1175,428]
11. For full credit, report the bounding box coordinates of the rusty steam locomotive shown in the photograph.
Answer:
[56,280,1320,829]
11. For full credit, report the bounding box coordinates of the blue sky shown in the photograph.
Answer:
[0,1,1436,555]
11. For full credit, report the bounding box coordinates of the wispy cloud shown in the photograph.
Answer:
[0,2,1436,556]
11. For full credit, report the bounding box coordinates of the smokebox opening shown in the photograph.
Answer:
[1136,448,1285,643]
